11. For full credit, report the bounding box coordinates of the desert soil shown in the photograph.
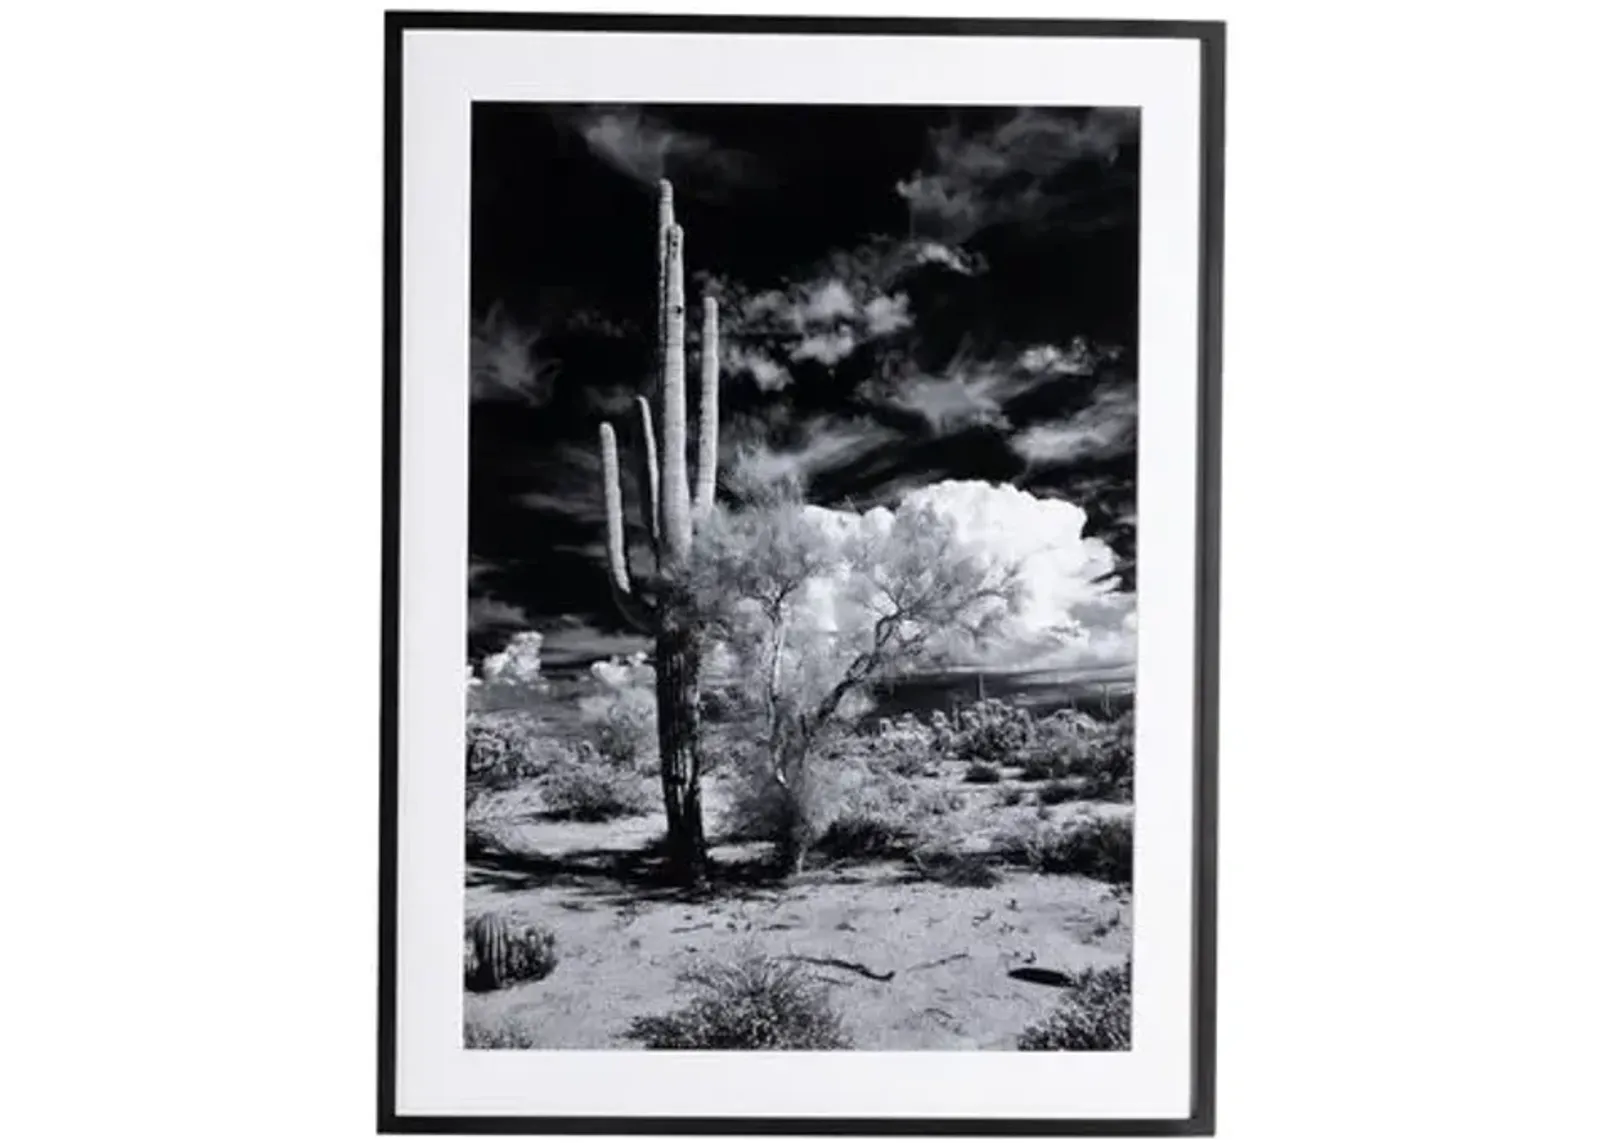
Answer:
[465,782,1132,1050]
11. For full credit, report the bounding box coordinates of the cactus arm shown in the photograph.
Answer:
[599,422,654,634]
[655,180,673,401]
[599,422,632,596]
[694,294,719,517]
[635,396,661,550]
[659,221,692,562]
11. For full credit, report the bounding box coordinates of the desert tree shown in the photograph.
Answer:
[693,481,1026,872]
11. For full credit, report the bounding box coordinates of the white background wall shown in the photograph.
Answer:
[2,1,1596,1140]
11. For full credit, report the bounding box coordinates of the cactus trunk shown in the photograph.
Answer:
[655,626,706,882]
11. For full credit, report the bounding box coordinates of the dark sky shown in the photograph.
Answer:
[468,102,1140,669]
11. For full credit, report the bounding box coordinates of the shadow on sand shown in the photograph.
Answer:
[465,830,802,906]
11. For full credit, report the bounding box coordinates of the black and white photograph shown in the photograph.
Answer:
[463,99,1143,1050]
[20,5,1600,1143]
[384,13,1220,1132]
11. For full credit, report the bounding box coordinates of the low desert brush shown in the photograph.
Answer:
[1037,779,1079,806]
[1017,962,1132,1050]
[1010,710,1132,800]
[908,843,1003,887]
[540,748,652,821]
[626,954,851,1050]
[577,677,658,770]
[721,746,913,870]
[463,1010,541,1049]
[810,812,914,862]
[997,813,1133,885]
[872,713,938,776]
[954,698,1037,762]
[466,710,556,789]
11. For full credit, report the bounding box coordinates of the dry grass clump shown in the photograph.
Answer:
[1017,962,1131,1050]
[626,954,851,1050]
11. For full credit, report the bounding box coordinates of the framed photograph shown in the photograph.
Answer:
[381,10,1223,1135]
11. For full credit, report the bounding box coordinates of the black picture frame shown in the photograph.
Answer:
[381,10,1223,1135]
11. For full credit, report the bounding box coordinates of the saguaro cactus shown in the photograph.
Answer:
[597,179,721,884]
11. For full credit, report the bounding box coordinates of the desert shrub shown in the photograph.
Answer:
[909,843,1003,887]
[955,698,1036,762]
[964,761,1002,784]
[872,713,936,776]
[811,812,914,861]
[720,746,910,869]
[578,688,657,769]
[999,785,1028,807]
[911,785,967,818]
[540,748,652,821]
[465,743,551,856]
[845,765,917,822]
[1009,710,1134,800]
[1014,711,1096,778]
[464,912,558,992]
[1017,962,1132,1051]
[697,725,756,780]
[464,805,522,858]
[464,818,494,857]
[1065,711,1134,802]
[1037,708,1103,741]
[626,954,851,1050]
[719,754,830,861]
[577,652,658,769]
[997,813,1133,885]
[1038,779,1080,806]
[463,1011,540,1049]
[1017,749,1072,782]
[466,710,556,789]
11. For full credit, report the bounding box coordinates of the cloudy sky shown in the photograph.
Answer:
[468,102,1140,674]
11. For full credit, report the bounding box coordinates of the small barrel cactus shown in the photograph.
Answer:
[465,912,558,992]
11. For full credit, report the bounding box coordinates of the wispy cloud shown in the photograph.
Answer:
[871,341,1099,436]
[563,308,635,340]
[716,273,914,388]
[725,415,897,489]
[1011,381,1138,466]
[538,615,652,669]
[470,305,556,405]
[562,107,763,188]
[912,241,985,275]
[863,294,913,335]
[702,231,997,391]
[469,595,531,635]
[898,108,1138,243]
[515,443,608,521]
[724,343,793,392]
[1018,337,1106,375]
[882,365,1021,435]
